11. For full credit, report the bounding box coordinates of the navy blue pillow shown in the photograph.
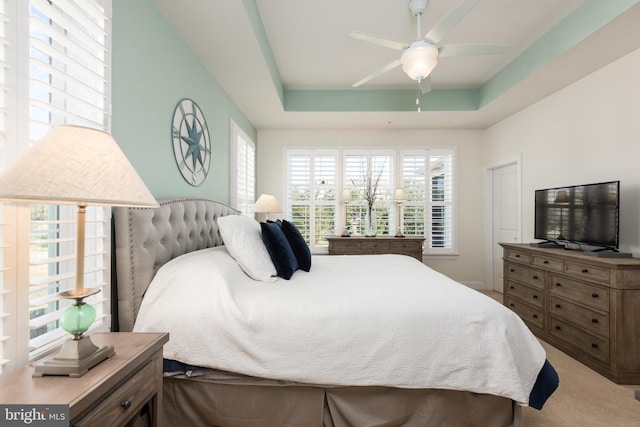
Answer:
[260,221,299,280]
[282,220,312,272]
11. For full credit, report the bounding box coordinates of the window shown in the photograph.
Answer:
[401,149,455,253]
[344,151,394,236]
[230,120,255,216]
[286,149,338,250]
[285,147,455,255]
[0,0,112,378]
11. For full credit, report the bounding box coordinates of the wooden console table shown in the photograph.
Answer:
[501,243,640,384]
[327,236,424,260]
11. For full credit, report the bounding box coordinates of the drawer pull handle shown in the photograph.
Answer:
[515,254,520,258]
[555,282,562,287]
[543,260,549,264]
[121,400,132,410]
[555,304,561,308]
[555,325,561,330]
[509,285,514,290]
[532,275,539,280]
[582,268,589,273]
[592,293,599,298]
[592,318,599,323]
[509,303,515,307]
[591,343,598,349]
[532,295,538,299]
[510,268,515,273]
[532,314,538,319]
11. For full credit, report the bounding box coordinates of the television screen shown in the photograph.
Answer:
[534,181,619,249]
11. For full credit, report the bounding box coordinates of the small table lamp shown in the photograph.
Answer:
[0,125,158,377]
[254,194,282,221]
[394,188,406,238]
[341,189,352,237]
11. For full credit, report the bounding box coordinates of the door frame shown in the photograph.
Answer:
[485,156,522,292]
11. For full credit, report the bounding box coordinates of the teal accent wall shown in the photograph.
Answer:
[112,0,256,202]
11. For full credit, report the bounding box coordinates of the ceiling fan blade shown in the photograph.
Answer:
[424,0,481,45]
[439,44,509,57]
[352,59,402,88]
[349,31,408,51]
[419,76,432,94]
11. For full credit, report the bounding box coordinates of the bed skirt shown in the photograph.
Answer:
[162,376,523,427]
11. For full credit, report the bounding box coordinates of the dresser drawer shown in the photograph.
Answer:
[329,239,363,251]
[532,255,563,272]
[504,249,531,264]
[505,281,543,308]
[550,318,609,364]
[564,261,609,283]
[550,275,609,312]
[505,264,545,290]
[389,240,422,251]
[75,360,158,426]
[550,296,609,337]
[505,296,544,329]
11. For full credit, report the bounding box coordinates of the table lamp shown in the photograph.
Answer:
[254,194,282,221]
[394,188,406,238]
[0,125,158,377]
[341,189,352,237]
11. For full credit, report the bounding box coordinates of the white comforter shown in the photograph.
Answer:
[133,246,546,405]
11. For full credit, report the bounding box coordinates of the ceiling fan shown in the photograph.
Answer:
[350,0,509,93]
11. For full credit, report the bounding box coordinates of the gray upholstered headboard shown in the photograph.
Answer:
[113,198,239,332]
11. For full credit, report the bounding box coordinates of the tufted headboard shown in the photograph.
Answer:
[113,198,239,332]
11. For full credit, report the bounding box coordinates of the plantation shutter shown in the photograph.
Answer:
[0,0,112,377]
[230,120,255,216]
[344,151,394,236]
[401,153,426,236]
[286,150,338,250]
[428,150,454,251]
[0,0,14,377]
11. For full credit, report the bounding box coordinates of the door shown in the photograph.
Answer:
[491,163,519,293]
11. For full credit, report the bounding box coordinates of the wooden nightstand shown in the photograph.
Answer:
[327,235,425,260]
[0,332,168,426]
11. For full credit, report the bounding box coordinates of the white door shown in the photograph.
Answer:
[491,163,519,293]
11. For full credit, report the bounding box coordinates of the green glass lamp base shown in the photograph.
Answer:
[32,336,115,377]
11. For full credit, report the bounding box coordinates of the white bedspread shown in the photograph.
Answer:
[133,246,546,405]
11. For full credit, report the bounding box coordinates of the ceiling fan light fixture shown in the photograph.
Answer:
[400,41,438,81]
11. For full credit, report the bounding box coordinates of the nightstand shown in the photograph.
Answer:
[0,332,168,426]
[327,235,425,260]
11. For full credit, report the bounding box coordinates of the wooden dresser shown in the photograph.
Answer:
[501,243,640,384]
[0,332,168,426]
[327,236,424,260]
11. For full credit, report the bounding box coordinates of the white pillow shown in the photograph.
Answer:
[217,215,277,282]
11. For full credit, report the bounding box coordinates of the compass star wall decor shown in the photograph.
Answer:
[171,98,212,186]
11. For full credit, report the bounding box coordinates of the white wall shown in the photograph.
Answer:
[257,129,487,286]
[484,47,640,255]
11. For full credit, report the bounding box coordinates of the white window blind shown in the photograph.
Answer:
[230,120,255,216]
[285,147,455,257]
[286,150,337,250]
[428,151,454,251]
[0,0,112,377]
[344,151,394,236]
[399,149,455,253]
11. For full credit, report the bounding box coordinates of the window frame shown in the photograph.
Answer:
[229,119,256,217]
[284,146,456,256]
[0,0,113,378]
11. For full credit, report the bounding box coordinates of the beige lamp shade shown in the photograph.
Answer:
[0,124,158,208]
[254,194,282,213]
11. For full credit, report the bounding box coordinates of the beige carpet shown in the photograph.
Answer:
[482,291,640,426]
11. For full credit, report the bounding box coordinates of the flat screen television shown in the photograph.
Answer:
[534,180,619,249]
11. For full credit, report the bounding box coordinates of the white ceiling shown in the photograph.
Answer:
[154,0,640,130]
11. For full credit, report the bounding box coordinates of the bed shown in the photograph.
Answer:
[113,198,558,427]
